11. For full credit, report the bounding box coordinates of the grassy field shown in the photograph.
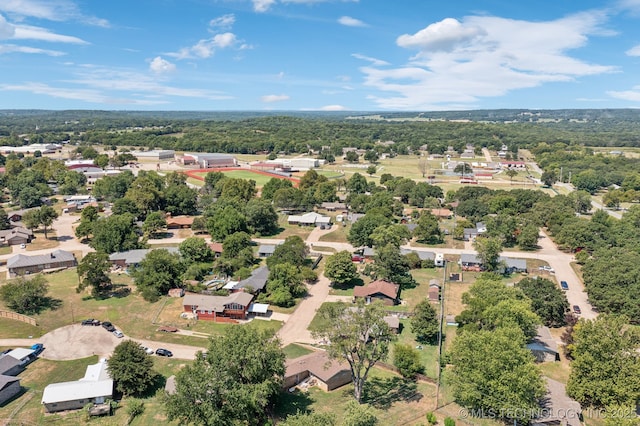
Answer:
[282,343,314,359]
[192,170,275,187]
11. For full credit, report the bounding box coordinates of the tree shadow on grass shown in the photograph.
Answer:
[273,389,315,419]
[330,277,364,291]
[363,376,422,410]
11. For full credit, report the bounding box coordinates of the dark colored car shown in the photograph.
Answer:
[560,281,569,291]
[81,318,101,326]
[31,343,44,355]
[1,348,13,356]
[155,348,173,357]
[102,321,115,332]
[573,305,582,315]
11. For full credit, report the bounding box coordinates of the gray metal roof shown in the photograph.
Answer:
[7,250,75,269]
[258,244,277,255]
[237,266,269,291]
[0,375,20,390]
[0,355,21,375]
[108,247,179,265]
[401,248,435,261]
[459,253,482,264]
[183,291,254,312]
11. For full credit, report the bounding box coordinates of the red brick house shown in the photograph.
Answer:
[353,279,400,306]
[183,292,254,322]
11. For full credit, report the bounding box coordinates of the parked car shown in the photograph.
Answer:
[155,348,173,357]
[538,265,554,273]
[141,346,154,355]
[31,343,44,355]
[573,305,582,314]
[0,348,12,356]
[102,321,115,332]
[113,330,124,338]
[81,318,101,326]
[560,281,569,291]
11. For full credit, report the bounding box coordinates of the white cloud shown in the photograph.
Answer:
[210,14,235,30]
[13,24,88,44]
[626,45,640,56]
[253,0,276,12]
[0,43,64,55]
[608,87,640,101]
[320,104,348,111]
[169,33,239,59]
[261,94,290,102]
[362,11,616,109]
[0,1,109,27]
[149,56,176,74]
[397,18,485,52]
[0,14,15,39]
[351,53,389,66]
[338,16,367,27]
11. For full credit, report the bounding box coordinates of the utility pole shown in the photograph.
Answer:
[435,260,447,409]
[560,166,563,183]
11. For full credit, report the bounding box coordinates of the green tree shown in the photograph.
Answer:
[516,277,568,327]
[312,301,395,403]
[325,251,359,287]
[541,170,557,187]
[411,299,439,343]
[207,206,248,242]
[369,224,410,248]
[454,163,472,178]
[280,412,336,426]
[179,237,213,264]
[393,343,423,378]
[245,198,279,236]
[219,178,256,202]
[472,236,503,271]
[567,315,640,408]
[261,177,292,200]
[90,214,140,254]
[165,184,198,216]
[505,168,518,184]
[222,231,253,259]
[142,211,167,237]
[348,214,392,248]
[107,340,157,396]
[346,173,368,194]
[0,275,52,315]
[345,151,359,163]
[517,223,540,250]
[37,205,58,239]
[266,235,308,269]
[450,327,545,423]
[343,400,378,426]
[482,299,541,340]
[413,212,443,244]
[366,165,377,176]
[371,244,413,288]
[164,326,285,426]
[77,252,112,298]
[0,208,9,230]
[132,249,186,302]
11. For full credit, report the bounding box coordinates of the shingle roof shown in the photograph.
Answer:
[0,375,19,391]
[7,250,75,269]
[237,266,269,292]
[353,280,400,300]
[285,351,350,383]
[0,355,21,375]
[400,248,435,261]
[108,247,179,265]
[258,244,278,255]
[183,292,254,312]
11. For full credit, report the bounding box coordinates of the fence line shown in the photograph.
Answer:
[0,310,37,326]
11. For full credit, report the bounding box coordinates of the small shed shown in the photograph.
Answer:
[428,280,440,303]
[0,375,21,405]
[168,288,185,298]
[248,303,270,317]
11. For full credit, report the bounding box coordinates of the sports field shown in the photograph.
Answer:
[184,168,298,187]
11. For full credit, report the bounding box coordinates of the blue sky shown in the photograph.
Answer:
[2,0,640,111]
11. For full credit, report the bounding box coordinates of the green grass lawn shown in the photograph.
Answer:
[282,343,314,359]
[275,367,437,425]
[192,170,275,187]
[318,224,350,243]
[391,319,439,380]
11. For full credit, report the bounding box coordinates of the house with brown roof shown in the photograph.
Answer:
[428,279,440,303]
[166,215,194,229]
[284,351,351,392]
[183,292,254,322]
[353,279,400,306]
[430,208,453,218]
[208,242,223,258]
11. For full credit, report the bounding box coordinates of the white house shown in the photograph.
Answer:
[42,358,113,413]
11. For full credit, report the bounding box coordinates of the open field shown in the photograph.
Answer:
[184,167,299,187]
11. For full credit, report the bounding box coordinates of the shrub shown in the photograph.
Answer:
[444,417,456,426]
[426,411,437,424]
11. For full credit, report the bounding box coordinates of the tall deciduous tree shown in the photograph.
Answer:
[77,252,112,298]
[516,277,568,327]
[473,236,503,271]
[266,235,308,269]
[567,314,640,408]
[450,327,545,423]
[108,340,157,396]
[164,326,285,426]
[0,275,52,315]
[132,249,186,302]
[179,237,213,264]
[411,299,439,343]
[324,251,359,287]
[312,301,394,403]
[90,213,140,254]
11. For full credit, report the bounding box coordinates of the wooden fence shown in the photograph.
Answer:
[0,310,37,326]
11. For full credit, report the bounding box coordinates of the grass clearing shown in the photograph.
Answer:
[392,319,439,380]
[318,224,349,243]
[282,343,314,359]
[26,233,59,251]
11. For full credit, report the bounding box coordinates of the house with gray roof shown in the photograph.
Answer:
[0,227,33,246]
[0,354,23,376]
[400,248,435,261]
[288,212,332,227]
[527,326,560,362]
[533,378,582,426]
[7,250,77,277]
[235,266,269,293]
[284,351,351,392]
[183,291,254,322]
[257,244,278,258]
[108,247,179,269]
[0,375,21,406]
